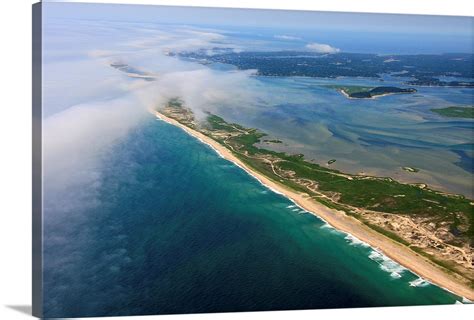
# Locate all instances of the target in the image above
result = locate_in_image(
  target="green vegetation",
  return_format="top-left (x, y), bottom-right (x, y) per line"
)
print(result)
top-left (325, 85), bottom-right (417, 99)
top-left (179, 50), bottom-right (474, 85)
top-left (203, 113), bottom-right (473, 239)
top-left (160, 100), bottom-right (474, 282)
top-left (168, 97), bottom-right (184, 108)
top-left (325, 85), bottom-right (373, 95)
top-left (431, 106), bottom-right (474, 119)
top-left (362, 221), bottom-right (411, 246)
top-left (263, 139), bottom-right (283, 143)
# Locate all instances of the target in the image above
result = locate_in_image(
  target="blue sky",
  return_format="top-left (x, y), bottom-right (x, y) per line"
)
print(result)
top-left (43, 2), bottom-right (473, 54)
top-left (44, 2), bottom-right (473, 35)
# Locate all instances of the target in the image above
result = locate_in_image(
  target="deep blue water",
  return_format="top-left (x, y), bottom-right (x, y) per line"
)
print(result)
top-left (43, 115), bottom-right (462, 318)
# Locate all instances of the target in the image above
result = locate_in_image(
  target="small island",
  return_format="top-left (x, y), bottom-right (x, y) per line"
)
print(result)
top-left (263, 139), bottom-right (283, 143)
top-left (110, 62), bottom-right (156, 81)
top-left (327, 85), bottom-right (417, 99)
top-left (431, 106), bottom-right (474, 119)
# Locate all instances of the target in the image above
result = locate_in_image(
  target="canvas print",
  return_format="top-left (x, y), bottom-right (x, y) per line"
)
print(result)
top-left (33, 1), bottom-right (474, 318)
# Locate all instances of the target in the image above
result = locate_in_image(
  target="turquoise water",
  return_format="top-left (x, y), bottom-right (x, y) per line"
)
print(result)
top-left (43, 115), bottom-right (462, 318)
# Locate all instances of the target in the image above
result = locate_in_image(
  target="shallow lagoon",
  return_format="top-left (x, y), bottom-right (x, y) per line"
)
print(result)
top-left (213, 73), bottom-right (474, 197)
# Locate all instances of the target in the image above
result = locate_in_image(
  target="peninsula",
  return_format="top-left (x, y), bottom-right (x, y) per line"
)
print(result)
top-left (155, 98), bottom-right (474, 300)
top-left (176, 51), bottom-right (474, 88)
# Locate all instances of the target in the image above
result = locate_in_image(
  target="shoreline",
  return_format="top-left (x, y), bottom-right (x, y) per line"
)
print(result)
top-left (154, 110), bottom-right (474, 301)
top-left (252, 74), bottom-right (473, 89)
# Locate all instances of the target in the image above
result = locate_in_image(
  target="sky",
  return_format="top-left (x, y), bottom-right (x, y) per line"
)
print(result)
top-left (41, 2), bottom-right (474, 55)
top-left (43, 2), bottom-right (473, 36)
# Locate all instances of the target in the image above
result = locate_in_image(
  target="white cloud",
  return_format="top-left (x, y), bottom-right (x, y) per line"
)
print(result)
top-left (41, 20), bottom-right (271, 310)
top-left (42, 19), bottom-right (262, 220)
top-left (274, 34), bottom-right (301, 41)
top-left (305, 42), bottom-right (340, 53)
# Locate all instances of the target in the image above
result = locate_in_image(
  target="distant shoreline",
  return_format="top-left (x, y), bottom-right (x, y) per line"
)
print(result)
top-left (154, 110), bottom-right (474, 301)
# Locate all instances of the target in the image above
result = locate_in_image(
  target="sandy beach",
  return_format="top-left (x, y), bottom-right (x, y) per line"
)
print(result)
top-left (155, 110), bottom-right (474, 301)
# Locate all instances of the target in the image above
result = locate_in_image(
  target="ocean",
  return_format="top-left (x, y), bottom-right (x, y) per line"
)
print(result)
top-left (42, 115), bottom-right (462, 318)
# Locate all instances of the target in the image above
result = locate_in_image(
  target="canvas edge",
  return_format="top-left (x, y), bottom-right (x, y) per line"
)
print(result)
top-left (32, 2), bottom-right (43, 318)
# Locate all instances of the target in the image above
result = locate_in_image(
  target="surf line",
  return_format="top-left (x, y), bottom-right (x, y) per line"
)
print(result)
top-left (154, 111), bottom-right (472, 302)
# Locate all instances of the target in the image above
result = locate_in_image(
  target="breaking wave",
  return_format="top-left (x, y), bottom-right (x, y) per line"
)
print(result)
top-left (368, 249), bottom-right (406, 279)
top-left (409, 277), bottom-right (430, 287)
top-left (344, 234), bottom-right (370, 248)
